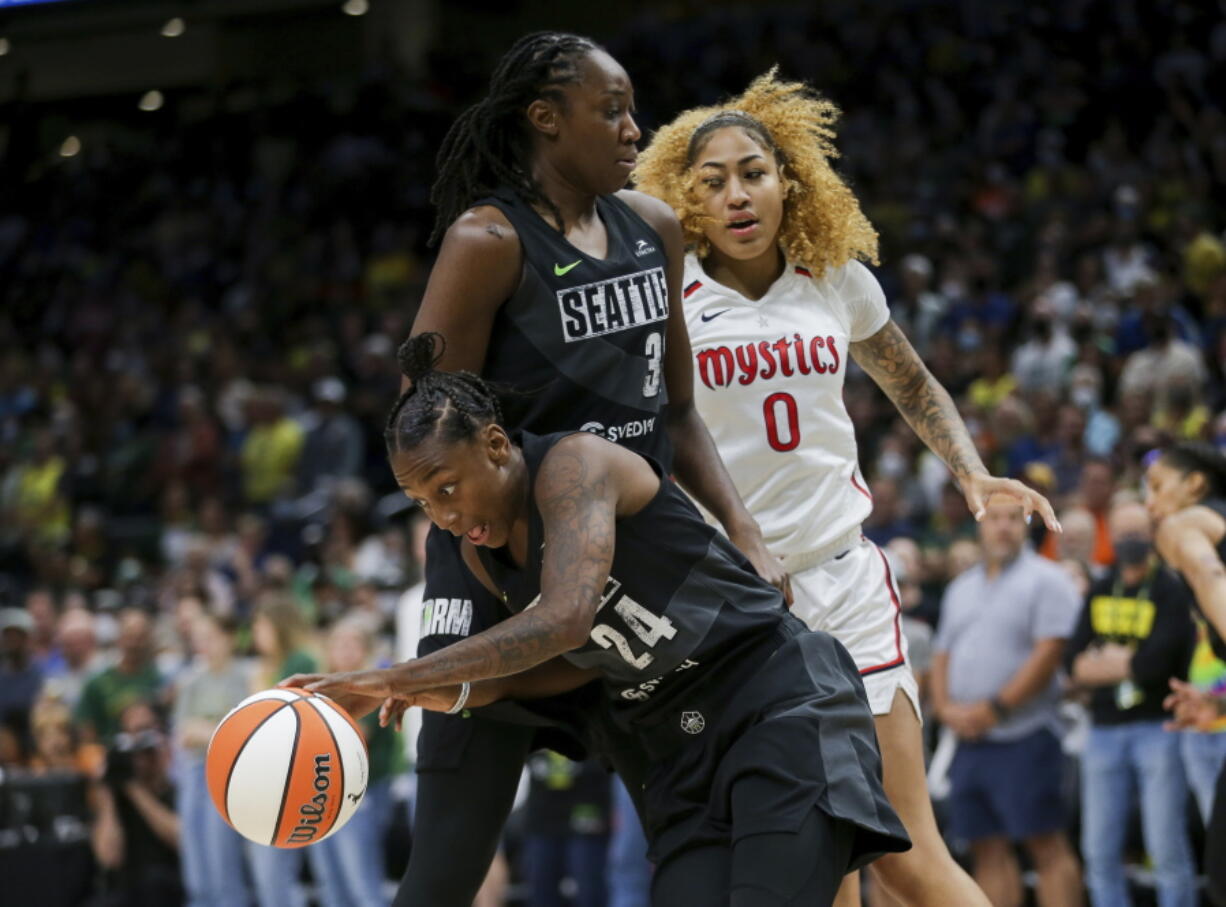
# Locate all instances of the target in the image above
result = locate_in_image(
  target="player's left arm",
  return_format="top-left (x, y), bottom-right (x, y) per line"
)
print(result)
top-left (850, 320), bottom-right (1059, 531)
top-left (621, 190), bottom-right (788, 599)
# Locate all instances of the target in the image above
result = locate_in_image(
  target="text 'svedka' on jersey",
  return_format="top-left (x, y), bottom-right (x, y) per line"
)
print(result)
top-left (477, 191), bottom-right (673, 464)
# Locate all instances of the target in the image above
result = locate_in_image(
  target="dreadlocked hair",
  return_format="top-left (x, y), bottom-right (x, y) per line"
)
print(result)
top-left (633, 67), bottom-right (879, 274)
top-left (385, 333), bottom-right (504, 454)
top-left (1160, 442), bottom-right (1226, 501)
top-left (429, 31), bottom-right (602, 246)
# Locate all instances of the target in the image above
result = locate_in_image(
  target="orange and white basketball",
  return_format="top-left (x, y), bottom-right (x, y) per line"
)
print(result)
top-left (206, 688), bottom-right (368, 848)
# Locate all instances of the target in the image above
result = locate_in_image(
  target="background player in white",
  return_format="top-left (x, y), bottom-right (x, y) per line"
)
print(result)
top-left (635, 70), bottom-right (1060, 906)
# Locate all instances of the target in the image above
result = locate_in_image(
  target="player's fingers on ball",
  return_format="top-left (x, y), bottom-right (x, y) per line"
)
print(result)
top-left (279, 673), bottom-right (317, 688)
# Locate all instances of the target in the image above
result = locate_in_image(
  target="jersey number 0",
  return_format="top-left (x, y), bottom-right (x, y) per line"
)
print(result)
top-left (763, 391), bottom-right (801, 452)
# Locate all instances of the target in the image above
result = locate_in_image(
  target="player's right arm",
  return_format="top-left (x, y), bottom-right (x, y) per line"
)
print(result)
top-left (283, 436), bottom-right (657, 699)
top-left (405, 207), bottom-right (523, 383)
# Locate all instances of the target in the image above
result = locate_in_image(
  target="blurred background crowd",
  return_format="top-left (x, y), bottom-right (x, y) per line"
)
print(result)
top-left (2, 0), bottom-right (1226, 903)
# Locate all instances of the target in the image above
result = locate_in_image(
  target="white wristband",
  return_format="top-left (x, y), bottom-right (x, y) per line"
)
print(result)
top-left (446, 682), bottom-right (471, 715)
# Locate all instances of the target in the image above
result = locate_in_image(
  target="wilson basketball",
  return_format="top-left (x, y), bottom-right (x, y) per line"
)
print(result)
top-left (206, 688), bottom-right (369, 848)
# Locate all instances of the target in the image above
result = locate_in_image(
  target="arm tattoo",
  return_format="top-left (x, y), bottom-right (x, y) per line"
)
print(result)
top-left (534, 444), bottom-right (615, 634)
top-left (850, 320), bottom-right (986, 480)
top-left (393, 443), bottom-right (613, 693)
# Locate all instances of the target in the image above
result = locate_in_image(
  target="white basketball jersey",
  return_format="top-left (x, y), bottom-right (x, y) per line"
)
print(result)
top-left (683, 253), bottom-right (889, 558)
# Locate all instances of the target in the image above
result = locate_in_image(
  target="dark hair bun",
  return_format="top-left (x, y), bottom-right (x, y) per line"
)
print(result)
top-left (397, 332), bottom-right (445, 382)
top-left (1163, 441), bottom-right (1226, 501)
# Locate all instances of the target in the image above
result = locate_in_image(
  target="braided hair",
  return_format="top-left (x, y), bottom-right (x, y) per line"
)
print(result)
top-left (429, 31), bottom-right (602, 246)
top-left (1159, 442), bottom-right (1226, 501)
top-left (385, 333), bottom-right (504, 454)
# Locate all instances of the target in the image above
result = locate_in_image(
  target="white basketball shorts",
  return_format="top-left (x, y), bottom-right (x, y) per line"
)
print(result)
top-left (786, 530), bottom-right (920, 719)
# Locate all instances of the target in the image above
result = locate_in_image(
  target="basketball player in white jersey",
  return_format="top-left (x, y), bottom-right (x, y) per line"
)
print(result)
top-left (635, 70), bottom-right (1060, 906)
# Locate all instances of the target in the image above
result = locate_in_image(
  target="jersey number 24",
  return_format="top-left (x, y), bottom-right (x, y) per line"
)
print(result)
top-left (590, 577), bottom-right (676, 669)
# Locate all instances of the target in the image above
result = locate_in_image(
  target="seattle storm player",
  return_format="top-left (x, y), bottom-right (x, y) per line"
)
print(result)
top-left (396, 33), bottom-right (782, 906)
top-left (285, 333), bottom-right (910, 906)
top-left (634, 70), bottom-right (1060, 905)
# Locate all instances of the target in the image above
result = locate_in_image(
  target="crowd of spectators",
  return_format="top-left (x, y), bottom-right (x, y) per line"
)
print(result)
top-left (2, 0), bottom-right (1226, 903)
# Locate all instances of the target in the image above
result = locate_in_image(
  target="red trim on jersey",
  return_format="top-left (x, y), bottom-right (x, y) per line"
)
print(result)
top-left (859, 544), bottom-right (906, 677)
top-left (794, 266), bottom-right (812, 277)
top-left (849, 471), bottom-right (873, 502)
top-left (683, 280), bottom-right (703, 298)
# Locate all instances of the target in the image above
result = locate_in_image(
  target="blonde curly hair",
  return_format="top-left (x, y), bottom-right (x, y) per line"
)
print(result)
top-left (633, 68), bottom-right (879, 273)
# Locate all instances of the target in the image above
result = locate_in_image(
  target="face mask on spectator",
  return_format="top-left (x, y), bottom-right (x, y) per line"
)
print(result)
top-left (877, 450), bottom-right (909, 479)
top-left (1071, 385), bottom-right (1099, 410)
top-left (1113, 535), bottom-right (1151, 567)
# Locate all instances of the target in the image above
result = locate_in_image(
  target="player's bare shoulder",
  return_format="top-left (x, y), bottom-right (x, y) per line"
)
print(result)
top-left (443, 204), bottom-right (522, 255)
top-left (422, 204), bottom-right (524, 327)
top-left (616, 189), bottom-right (682, 242)
top-left (537, 432), bottom-right (660, 517)
top-left (1160, 504), bottom-right (1226, 549)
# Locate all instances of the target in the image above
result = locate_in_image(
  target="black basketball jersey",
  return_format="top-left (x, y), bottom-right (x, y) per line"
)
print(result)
top-left (1193, 498), bottom-right (1226, 661)
top-left (477, 190), bottom-right (672, 465)
top-left (474, 432), bottom-right (790, 726)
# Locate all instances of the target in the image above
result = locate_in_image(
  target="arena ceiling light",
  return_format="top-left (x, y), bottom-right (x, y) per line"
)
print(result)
top-left (341, 0), bottom-right (368, 16)
top-left (161, 16), bottom-right (186, 38)
top-left (139, 90), bottom-right (163, 111)
top-left (59, 136), bottom-right (80, 158)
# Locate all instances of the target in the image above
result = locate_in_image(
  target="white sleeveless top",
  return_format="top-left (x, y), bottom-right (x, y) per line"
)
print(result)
top-left (682, 252), bottom-right (889, 558)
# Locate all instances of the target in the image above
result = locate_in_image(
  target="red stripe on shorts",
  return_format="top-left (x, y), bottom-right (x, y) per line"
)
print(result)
top-left (849, 470), bottom-right (873, 502)
top-left (859, 544), bottom-right (905, 677)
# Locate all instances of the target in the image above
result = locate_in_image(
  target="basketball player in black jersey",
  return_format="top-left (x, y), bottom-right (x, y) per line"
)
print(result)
top-left (394, 31), bottom-right (786, 906)
top-left (285, 333), bottom-right (910, 905)
top-left (1145, 443), bottom-right (1226, 905)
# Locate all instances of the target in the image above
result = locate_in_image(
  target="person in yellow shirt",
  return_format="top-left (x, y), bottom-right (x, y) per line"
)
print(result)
top-left (11, 427), bottom-right (71, 545)
top-left (967, 343), bottom-right (1017, 414)
top-left (239, 389), bottom-right (304, 505)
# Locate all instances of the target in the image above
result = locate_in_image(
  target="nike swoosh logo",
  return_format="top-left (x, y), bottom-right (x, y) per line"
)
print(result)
top-left (553, 260), bottom-right (582, 276)
top-left (701, 309), bottom-right (732, 322)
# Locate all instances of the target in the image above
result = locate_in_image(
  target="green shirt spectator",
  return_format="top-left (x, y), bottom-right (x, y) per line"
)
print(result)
top-left (239, 391), bottom-right (304, 505)
top-left (76, 662), bottom-right (163, 744)
top-left (278, 649), bottom-right (317, 682)
top-left (76, 609), bottom-right (162, 744)
top-left (361, 709), bottom-right (404, 785)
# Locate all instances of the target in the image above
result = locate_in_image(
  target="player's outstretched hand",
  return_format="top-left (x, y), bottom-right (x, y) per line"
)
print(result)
top-left (729, 525), bottom-right (793, 605)
top-left (379, 697), bottom-right (409, 730)
top-left (377, 686), bottom-right (467, 729)
top-left (961, 473), bottom-right (1062, 533)
top-left (1164, 678), bottom-right (1220, 731)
